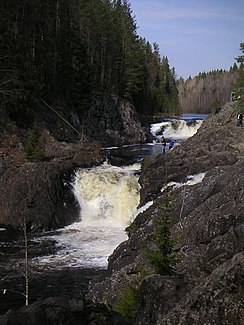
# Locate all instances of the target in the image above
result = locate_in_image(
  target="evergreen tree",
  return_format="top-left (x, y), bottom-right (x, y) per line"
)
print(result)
top-left (144, 190), bottom-right (178, 275)
top-left (236, 42), bottom-right (244, 102)
top-left (25, 123), bottom-right (44, 162)
top-left (0, 0), bottom-right (180, 127)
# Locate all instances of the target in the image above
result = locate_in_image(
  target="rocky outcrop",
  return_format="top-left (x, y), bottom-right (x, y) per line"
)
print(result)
top-left (139, 101), bottom-right (242, 204)
top-left (87, 101), bottom-right (244, 324)
top-left (0, 133), bottom-right (104, 233)
top-left (0, 162), bottom-right (78, 231)
top-left (84, 94), bottom-right (148, 146)
top-left (0, 297), bottom-right (126, 325)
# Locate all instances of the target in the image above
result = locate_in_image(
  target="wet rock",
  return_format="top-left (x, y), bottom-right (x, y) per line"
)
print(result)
top-left (0, 297), bottom-right (127, 325)
top-left (88, 102), bottom-right (244, 324)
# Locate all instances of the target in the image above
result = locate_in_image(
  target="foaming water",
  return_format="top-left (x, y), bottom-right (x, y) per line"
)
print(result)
top-left (161, 172), bottom-right (206, 192)
top-left (33, 116), bottom-right (207, 270)
top-left (150, 119), bottom-right (203, 141)
top-left (34, 163), bottom-right (141, 269)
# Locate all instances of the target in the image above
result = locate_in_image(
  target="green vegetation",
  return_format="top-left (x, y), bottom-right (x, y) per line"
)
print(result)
top-left (113, 264), bottom-right (150, 323)
top-left (114, 284), bottom-right (141, 324)
top-left (25, 123), bottom-right (44, 162)
top-left (144, 190), bottom-right (178, 275)
top-left (177, 65), bottom-right (241, 113)
top-left (236, 42), bottom-right (244, 111)
top-left (0, 0), bottom-right (179, 131)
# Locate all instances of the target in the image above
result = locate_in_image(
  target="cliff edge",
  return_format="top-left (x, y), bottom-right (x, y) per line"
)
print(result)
top-left (88, 101), bottom-right (244, 324)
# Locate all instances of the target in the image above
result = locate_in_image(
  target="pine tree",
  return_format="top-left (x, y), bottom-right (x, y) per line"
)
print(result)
top-left (236, 42), bottom-right (244, 103)
top-left (25, 123), bottom-right (44, 162)
top-left (144, 189), bottom-right (178, 275)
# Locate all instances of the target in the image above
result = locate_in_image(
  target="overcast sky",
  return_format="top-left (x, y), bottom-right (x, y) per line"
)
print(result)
top-left (129, 0), bottom-right (244, 79)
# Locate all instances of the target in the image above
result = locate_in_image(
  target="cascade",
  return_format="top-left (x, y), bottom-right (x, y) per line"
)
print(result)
top-left (33, 115), bottom-right (207, 270)
top-left (151, 118), bottom-right (204, 141)
top-left (34, 163), bottom-right (141, 269)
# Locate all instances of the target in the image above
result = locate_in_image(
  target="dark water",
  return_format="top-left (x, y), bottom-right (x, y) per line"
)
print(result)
top-left (105, 114), bottom-right (208, 166)
top-left (104, 143), bottom-right (163, 166)
top-left (180, 113), bottom-right (208, 120)
top-left (0, 233), bottom-right (104, 315)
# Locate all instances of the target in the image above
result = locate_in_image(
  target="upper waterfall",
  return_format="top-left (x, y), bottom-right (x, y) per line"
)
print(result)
top-left (150, 118), bottom-right (204, 141)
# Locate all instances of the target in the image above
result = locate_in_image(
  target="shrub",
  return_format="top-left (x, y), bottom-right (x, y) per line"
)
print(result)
top-left (144, 189), bottom-right (178, 275)
top-left (25, 123), bottom-right (44, 162)
top-left (114, 284), bottom-right (141, 324)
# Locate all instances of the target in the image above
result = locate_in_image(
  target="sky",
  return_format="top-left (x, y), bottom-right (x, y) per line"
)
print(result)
top-left (129, 0), bottom-right (244, 79)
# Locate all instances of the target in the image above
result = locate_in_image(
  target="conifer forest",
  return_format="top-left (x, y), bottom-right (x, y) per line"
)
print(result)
top-left (0, 0), bottom-right (179, 129)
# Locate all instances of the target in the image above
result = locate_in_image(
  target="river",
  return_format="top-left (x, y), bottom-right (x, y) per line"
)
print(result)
top-left (0, 114), bottom-right (207, 314)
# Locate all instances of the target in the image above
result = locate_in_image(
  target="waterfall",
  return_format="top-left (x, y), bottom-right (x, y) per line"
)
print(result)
top-left (73, 163), bottom-right (141, 227)
top-left (150, 119), bottom-right (204, 141)
top-left (33, 115), bottom-right (207, 270)
top-left (34, 163), bottom-right (141, 269)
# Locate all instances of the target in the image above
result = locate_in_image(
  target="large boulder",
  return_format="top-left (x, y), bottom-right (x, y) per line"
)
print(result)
top-left (0, 297), bottom-right (127, 325)
top-left (84, 94), bottom-right (148, 146)
top-left (0, 134), bottom-right (104, 233)
top-left (0, 162), bottom-right (78, 231)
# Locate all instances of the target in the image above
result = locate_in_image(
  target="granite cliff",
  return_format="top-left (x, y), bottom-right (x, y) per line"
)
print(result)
top-left (88, 101), bottom-right (244, 324)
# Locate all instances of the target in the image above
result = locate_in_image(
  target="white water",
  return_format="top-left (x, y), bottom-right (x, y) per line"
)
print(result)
top-left (34, 116), bottom-right (207, 270)
top-left (150, 119), bottom-right (203, 141)
top-left (34, 163), bottom-right (141, 269)
top-left (161, 172), bottom-right (206, 192)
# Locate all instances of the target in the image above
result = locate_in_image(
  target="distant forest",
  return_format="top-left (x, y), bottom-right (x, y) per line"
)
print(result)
top-left (177, 65), bottom-right (241, 114)
top-left (0, 0), bottom-right (179, 129)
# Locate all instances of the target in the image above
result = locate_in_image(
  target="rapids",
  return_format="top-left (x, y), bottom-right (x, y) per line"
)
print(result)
top-left (33, 163), bottom-right (141, 269)
top-left (32, 114), bottom-right (207, 270)
top-left (0, 114), bottom-right (207, 315)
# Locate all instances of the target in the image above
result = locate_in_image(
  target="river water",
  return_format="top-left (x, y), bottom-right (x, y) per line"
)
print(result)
top-left (31, 114), bottom-right (207, 270)
top-left (0, 114), bottom-right (207, 313)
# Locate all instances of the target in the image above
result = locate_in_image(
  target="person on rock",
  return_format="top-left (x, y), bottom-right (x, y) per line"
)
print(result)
top-left (237, 113), bottom-right (243, 127)
top-left (169, 139), bottom-right (175, 150)
top-left (231, 90), bottom-right (236, 101)
top-left (161, 137), bottom-right (167, 154)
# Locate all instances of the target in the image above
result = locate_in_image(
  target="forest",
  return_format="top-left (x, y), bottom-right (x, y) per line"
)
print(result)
top-left (177, 66), bottom-right (240, 114)
top-left (177, 43), bottom-right (244, 114)
top-left (0, 0), bottom-right (179, 131)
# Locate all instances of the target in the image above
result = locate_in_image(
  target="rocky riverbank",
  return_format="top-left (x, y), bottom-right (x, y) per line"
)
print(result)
top-left (0, 95), bottom-right (146, 324)
top-left (87, 101), bottom-right (244, 324)
top-left (0, 94), bottom-right (148, 232)
top-left (1, 101), bottom-right (243, 324)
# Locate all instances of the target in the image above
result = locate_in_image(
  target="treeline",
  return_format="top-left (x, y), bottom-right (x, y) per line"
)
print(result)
top-left (177, 65), bottom-right (240, 114)
top-left (0, 0), bottom-right (179, 130)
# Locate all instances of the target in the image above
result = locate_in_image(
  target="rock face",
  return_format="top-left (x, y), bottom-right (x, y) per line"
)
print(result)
top-left (0, 297), bottom-right (126, 325)
top-left (84, 94), bottom-right (148, 146)
top-left (87, 102), bottom-right (244, 324)
top-left (0, 162), bottom-right (78, 231)
top-left (0, 134), bottom-right (104, 233)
